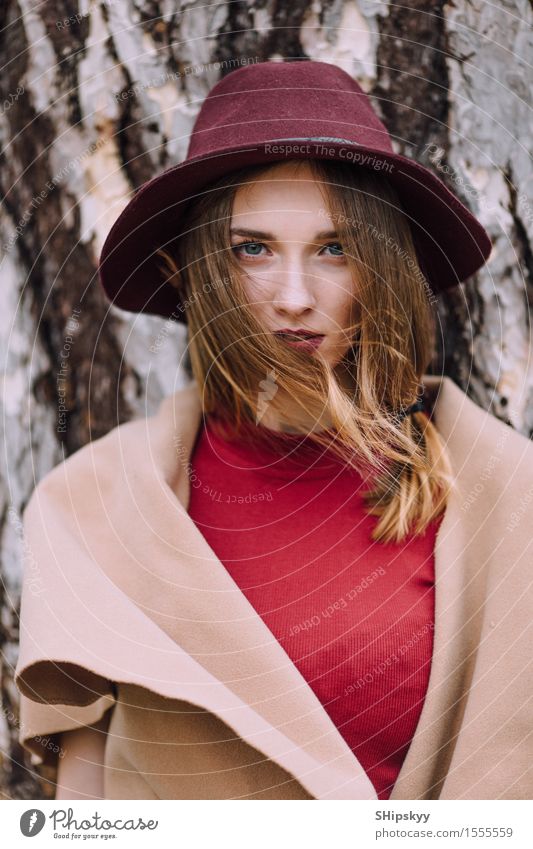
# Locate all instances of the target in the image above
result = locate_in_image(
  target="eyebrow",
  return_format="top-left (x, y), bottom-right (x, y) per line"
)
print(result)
top-left (230, 227), bottom-right (339, 241)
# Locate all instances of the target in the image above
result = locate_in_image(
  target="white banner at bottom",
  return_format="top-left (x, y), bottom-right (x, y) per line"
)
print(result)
top-left (5, 799), bottom-right (532, 848)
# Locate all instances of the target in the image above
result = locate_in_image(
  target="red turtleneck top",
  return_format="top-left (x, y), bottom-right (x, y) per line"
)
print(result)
top-left (187, 415), bottom-right (442, 799)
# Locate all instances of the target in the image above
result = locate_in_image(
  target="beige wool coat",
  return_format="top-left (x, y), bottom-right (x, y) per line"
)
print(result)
top-left (14, 374), bottom-right (533, 800)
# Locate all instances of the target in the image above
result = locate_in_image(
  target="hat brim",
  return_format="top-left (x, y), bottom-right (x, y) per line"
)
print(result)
top-left (98, 141), bottom-right (492, 320)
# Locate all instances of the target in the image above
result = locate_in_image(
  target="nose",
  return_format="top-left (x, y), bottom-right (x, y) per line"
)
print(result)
top-left (272, 264), bottom-right (317, 316)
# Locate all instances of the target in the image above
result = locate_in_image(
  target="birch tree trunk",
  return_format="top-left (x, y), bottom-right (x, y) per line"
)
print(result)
top-left (1, 0), bottom-right (532, 799)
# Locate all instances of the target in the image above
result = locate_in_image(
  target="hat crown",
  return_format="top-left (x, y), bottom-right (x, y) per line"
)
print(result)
top-left (187, 60), bottom-right (394, 159)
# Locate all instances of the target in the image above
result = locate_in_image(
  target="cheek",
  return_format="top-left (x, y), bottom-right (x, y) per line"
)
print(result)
top-left (237, 274), bottom-right (271, 321)
top-left (238, 272), bottom-right (273, 310)
top-left (239, 269), bottom-right (265, 294)
top-left (338, 272), bottom-right (359, 324)
top-left (326, 284), bottom-right (356, 326)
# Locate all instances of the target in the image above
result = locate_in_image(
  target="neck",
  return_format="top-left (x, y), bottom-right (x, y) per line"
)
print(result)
top-left (257, 397), bottom-right (333, 435)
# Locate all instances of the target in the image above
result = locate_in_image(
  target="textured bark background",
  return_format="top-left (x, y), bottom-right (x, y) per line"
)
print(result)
top-left (1, 0), bottom-right (532, 799)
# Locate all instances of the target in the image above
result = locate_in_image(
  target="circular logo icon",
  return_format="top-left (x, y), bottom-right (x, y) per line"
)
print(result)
top-left (20, 809), bottom-right (46, 836)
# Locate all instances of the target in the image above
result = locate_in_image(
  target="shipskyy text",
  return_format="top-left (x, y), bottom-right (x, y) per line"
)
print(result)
top-left (376, 811), bottom-right (430, 824)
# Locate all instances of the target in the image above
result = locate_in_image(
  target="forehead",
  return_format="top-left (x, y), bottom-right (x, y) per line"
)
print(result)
top-left (231, 161), bottom-right (331, 221)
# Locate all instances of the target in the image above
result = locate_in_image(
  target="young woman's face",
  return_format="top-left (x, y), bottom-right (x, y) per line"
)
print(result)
top-left (230, 161), bottom-right (358, 367)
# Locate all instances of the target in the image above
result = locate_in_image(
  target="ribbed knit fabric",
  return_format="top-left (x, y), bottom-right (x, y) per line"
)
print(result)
top-left (188, 414), bottom-right (442, 799)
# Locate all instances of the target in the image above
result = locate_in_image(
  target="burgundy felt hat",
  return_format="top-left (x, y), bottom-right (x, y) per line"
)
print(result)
top-left (98, 59), bottom-right (492, 321)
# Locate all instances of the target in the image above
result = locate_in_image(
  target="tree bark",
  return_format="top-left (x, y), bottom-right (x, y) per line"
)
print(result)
top-left (1, 0), bottom-right (532, 799)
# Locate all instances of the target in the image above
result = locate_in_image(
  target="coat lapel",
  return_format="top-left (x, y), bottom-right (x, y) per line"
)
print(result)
top-left (390, 375), bottom-right (528, 798)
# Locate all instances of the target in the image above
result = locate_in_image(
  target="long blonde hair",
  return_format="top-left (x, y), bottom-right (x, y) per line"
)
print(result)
top-left (157, 158), bottom-right (454, 543)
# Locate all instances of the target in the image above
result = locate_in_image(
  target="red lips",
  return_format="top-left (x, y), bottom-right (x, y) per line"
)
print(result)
top-left (274, 329), bottom-right (324, 339)
top-left (274, 331), bottom-right (325, 351)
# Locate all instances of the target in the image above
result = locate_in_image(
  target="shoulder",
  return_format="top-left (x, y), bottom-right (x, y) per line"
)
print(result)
top-left (435, 379), bottom-right (533, 529)
top-left (24, 416), bottom-right (145, 523)
top-left (430, 375), bottom-right (532, 465)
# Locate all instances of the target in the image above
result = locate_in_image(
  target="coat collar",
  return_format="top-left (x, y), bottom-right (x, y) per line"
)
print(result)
top-left (17, 373), bottom-right (527, 798)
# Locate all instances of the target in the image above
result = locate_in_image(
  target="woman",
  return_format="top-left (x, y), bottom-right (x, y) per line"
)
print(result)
top-left (15, 60), bottom-right (533, 801)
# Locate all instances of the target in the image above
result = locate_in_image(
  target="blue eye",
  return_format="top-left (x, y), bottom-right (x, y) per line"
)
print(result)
top-left (323, 242), bottom-right (344, 257)
top-left (232, 241), bottom-right (266, 258)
